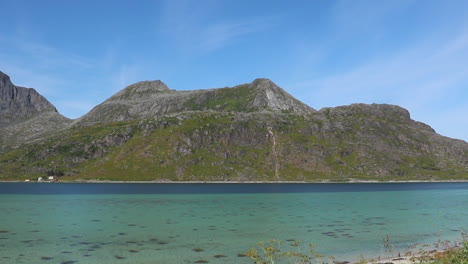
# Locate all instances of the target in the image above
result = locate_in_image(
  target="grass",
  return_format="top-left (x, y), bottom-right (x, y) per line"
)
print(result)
top-left (245, 240), bottom-right (330, 264)
top-left (246, 234), bottom-right (468, 264)
top-left (424, 241), bottom-right (468, 264)
top-left (184, 84), bottom-right (257, 112)
top-left (0, 108), bottom-right (467, 181)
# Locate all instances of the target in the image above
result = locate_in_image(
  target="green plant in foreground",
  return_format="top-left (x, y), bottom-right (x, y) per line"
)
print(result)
top-left (409, 232), bottom-right (468, 264)
top-left (245, 240), bottom-right (334, 264)
top-left (425, 240), bottom-right (468, 264)
top-left (246, 233), bottom-right (468, 264)
top-left (381, 234), bottom-right (395, 260)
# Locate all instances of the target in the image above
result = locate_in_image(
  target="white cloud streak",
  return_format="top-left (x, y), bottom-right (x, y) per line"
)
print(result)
top-left (198, 18), bottom-right (271, 52)
top-left (112, 64), bottom-right (141, 93)
top-left (0, 33), bottom-right (144, 118)
top-left (158, 0), bottom-right (274, 53)
top-left (287, 2), bottom-right (468, 141)
top-left (296, 28), bottom-right (468, 109)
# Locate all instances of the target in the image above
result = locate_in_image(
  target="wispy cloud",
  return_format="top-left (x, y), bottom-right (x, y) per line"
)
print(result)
top-left (158, 0), bottom-right (274, 53)
top-left (0, 33), bottom-right (143, 118)
top-left (0, 34), bottom-right (92, 71)
top-left (16, 41), bottom-right (92, 70)
top-left (295, 28), bottom-right (468, 110)
top-left (198, 18), bottom-right (272, 52)
top-left (111, 64), bottom-right (141, 92)
top-left (0, 33), bottom-right (93, 96)
top-left (285, 1), bottom-right (468, 141)
top-left (0, 60), bottom-right (67, 96)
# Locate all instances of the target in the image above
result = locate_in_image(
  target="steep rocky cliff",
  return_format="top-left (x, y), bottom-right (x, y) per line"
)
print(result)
top-left (0, 72), bottom-right (71, 151)
top-left (0, 71), bottom-right (58, 125)
top-left (0, 71), bottom-right (467, 181)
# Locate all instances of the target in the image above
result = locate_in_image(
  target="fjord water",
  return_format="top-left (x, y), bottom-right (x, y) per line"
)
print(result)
top-left (0, 183), bottom-right (467, 264)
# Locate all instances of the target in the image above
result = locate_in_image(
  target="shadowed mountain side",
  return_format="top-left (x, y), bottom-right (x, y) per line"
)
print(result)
top-left (0, 71), bottom-right (59, 126)
top-left (0, 72), bottom-right (71, 150)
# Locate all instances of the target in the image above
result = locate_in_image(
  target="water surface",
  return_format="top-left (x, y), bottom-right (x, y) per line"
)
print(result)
top-left (0, 183), bottom-right (467, 264)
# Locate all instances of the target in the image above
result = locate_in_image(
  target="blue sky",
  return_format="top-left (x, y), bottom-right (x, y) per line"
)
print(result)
top-left (1, 0), bottom-right (467, 141)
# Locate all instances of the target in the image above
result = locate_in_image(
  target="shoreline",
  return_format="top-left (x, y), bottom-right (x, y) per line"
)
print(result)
top-left (366, 245), bottom-right (465, 264)
top-left (1, 179), bottom-right (468, 183)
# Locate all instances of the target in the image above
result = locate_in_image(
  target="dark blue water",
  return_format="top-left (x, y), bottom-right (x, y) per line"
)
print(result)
top-left (1, 182), bottom-right (467, 194)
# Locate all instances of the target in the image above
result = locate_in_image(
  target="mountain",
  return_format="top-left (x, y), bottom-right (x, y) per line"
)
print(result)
top-left (0, 72), bottom-right (71, 151)
top-left (74, 78), bottom-right (313, 126)
top-left (0, 71), bottom-right (467, 181)
top-left (0, 71), bottom-right (58, 125)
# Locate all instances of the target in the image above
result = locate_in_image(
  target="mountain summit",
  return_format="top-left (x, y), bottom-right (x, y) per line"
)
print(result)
top-left (108, 80), bottom-right (171, 101)
top-left (76, 78), bottom-right (314, 126)
top-left (0, 71), bottom-right (58, 126)
top-left (0, 72), bottom-right (70, 150)
top-left (240, 78), bottom-right (313, 113)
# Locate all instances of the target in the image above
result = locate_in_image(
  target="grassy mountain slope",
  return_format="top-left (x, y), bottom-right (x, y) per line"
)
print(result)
top-left (1, 104), bottom-right (466, 181)
top-left (1, 71), bottom-right (466, 181)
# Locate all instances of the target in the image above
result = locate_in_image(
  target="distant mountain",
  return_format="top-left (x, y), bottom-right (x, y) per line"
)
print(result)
top-left (0, 71), bottom-right (467, 181)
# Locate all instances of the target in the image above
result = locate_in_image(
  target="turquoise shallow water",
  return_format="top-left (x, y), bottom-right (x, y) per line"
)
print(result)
top-left (0, 183), bottom-right (467, 264)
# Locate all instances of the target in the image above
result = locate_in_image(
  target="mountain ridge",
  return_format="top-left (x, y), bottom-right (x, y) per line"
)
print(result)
top-left (0, 71), bottom-right (467, 181)
top-left (0, 71), bottom-right (60, 126)
top-left (74, 77), bottom-right (314, 126)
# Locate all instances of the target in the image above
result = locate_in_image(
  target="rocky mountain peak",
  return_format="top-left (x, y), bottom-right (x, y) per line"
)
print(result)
top-left (251, 78), bottom-right (276, 87)
top-left (248, 78), bottom-right (314, 112)
top-left (76, 78), bottom-right (314, 126)
top-left (0, 71), bottom-right (15, 100)
top-left (108, 80), bottom-right (171, 101)
top-left (0, 71), bottom-right (58, 126)
top-left (0, 71), bottom-right (11, 85)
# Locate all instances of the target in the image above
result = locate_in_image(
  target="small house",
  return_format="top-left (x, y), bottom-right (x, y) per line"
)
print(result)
top-left (38, 177), bottom-right (43, 182)
top-left (48, 176), bottom-right (55, 180)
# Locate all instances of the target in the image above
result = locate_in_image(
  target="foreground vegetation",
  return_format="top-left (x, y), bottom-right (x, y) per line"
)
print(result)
top-left (424, 243), bottom-right (468, 264)
top-left (246, 234), bottom-right (468, 264)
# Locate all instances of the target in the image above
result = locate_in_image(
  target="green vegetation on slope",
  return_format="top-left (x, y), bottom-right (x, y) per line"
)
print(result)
top-left (0, 107), bottom-right (466, 181)
top-left (184, 85), bottom-right (257, 112)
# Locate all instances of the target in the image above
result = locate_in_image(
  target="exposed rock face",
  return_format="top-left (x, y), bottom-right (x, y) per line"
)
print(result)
top-left (249, 78), bottom-right (311, 112)
top-left (313, 104), bottom-right (468, 176)
top-left (0, 71), bottom-right (58, 126)
top-left (75, 78), bottom-right (314, 126)
top-left (108, 80), bottom-right (171, 101)
top-left (1, 111), bottom-right (71, 151)
top-left (0, 72), bottom-right (71, 150)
